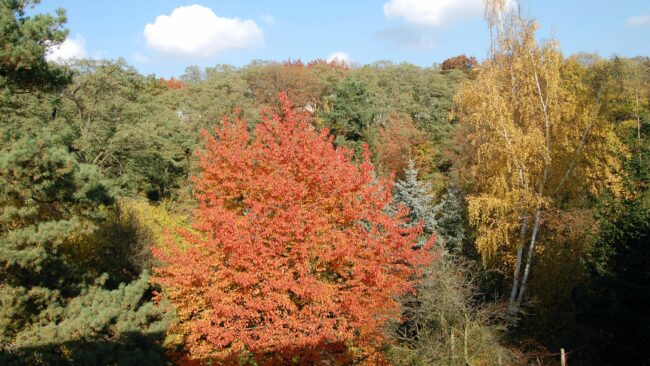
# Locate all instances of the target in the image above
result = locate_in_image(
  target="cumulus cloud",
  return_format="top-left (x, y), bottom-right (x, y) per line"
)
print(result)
top-left (46, 35), bottom-right (86, 62)
top-left (627, 15), bottom-right (650, 26)
top-left (144, 4), bottom-right (263, 58)
top-left (327, 51), bottom-right (350, 65)
top-left (384, 0), bottom-right (512, 27)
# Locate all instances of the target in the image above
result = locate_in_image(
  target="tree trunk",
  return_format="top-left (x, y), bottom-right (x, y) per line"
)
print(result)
top-left (508, 212), bottom-right (528, 311)
top-left (450, 330), bottom-right (455, 364)
top-left (463, 321), bottom-right (470, 365)
top-left (516, 207), bottom-right (542, 307)
top-left (636, 84), bottom-right (642, 156)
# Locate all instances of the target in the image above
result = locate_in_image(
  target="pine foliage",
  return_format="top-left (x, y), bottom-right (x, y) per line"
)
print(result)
top-left (0, 4), bottom-right (171, 364)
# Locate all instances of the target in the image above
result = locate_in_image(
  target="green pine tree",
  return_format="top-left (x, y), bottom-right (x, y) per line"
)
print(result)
top-left (0, 0), bottom-right (70, 96)
top-left (1, 3), bottom-right (171, 364)
top-left (433, 182), bottom-right (467, 253)
top-left (322, 79), bottom-right (377, 159)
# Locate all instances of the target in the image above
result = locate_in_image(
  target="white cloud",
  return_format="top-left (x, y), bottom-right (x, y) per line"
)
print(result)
top-left (261, 13), bottom-right (276, 26)
top-left (46, 35), bottom-right (86, 62)
top-left (144, 4), bottom-right (263, 58)
top-left (327, 51), bottom-right (350, 65)
top-left (627, 15), bottom-right (650, 26)
top-left (384, 0), bottom-right (513, 27)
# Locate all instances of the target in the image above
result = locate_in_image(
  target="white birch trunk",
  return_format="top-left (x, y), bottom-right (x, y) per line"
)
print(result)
top-left (516, 207), bottom-right (542, 307)
top-left (508, 212), bottom-right (528, 311)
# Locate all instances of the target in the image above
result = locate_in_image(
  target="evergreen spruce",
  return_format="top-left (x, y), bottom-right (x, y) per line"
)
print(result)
top-left (433, 183), bottom-right (467, 253)
top-left (393, 160), bottom-right (467, 252)
top-left (393, 159), bottom-right (437, 236)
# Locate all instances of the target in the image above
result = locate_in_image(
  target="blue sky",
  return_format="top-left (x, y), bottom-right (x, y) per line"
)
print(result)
top-left (37, 0), bottom-right (650, 78)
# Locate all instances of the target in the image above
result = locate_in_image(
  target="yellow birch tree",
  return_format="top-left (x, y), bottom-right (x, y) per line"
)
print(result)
top-left (454, 0), bottom-right (624, 313)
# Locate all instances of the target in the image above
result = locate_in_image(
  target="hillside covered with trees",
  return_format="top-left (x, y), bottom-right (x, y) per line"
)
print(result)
top-left (1, 1), bottom-right (648, 365)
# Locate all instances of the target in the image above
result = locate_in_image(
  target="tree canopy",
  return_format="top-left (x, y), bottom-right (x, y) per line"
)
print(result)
top-left (153, 93), bottom-right (434, 364)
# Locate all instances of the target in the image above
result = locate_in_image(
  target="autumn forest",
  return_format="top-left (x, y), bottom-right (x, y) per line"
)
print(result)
top-left (1, 0), bottom-right (649, 365)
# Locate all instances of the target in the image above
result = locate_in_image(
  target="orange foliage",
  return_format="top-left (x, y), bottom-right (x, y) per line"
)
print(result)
top-left (441, 54), bottom-right (478, 74)
top-left (160, 76), bottom-right (185, 90)
top-left (153, 93), bottom-right (434, 365)
top-left (245, 59), bottom-right (348, 114)
top-left (376, 111), bottom-right (430, 178)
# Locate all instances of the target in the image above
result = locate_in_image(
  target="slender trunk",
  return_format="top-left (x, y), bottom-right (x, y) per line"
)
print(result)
top-left (514, 45), bottom-right (550, 309)
top-left (463, 320), bottom-right (470, 365)
top-left (516, 207), bottom-right (542, 307)
top-left (92, 150), bottom-right (104, 165)
top-left (507, 244), bottom-right (524, 307)
top-left (636, 84), bottom-right (642, 157)
top-left (450, 330), bottom-right (455, 364)
top-left (508, 212), bottom-right (528, 310)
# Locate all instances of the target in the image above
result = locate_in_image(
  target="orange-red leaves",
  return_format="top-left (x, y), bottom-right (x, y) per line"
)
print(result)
top-left (160, 76), bottom-right (185, 90)
top-left (153, 93), bottom-right (433, 364)
top-left (376, 111), bottom-right (430, 179)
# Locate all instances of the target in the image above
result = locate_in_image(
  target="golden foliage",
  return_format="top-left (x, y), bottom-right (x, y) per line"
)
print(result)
top-left (118, 198), bottom-right (192, 251)
top-left (454, 18), bottom-right (623, 266)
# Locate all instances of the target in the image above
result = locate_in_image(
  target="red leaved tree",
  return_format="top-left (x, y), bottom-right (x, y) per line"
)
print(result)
top-left (153, 93), bottom-right (434, 365)
top-left (375, 111), bottom-right (431, 179)
top-left (160, 76), bottom-right (185, 90)
top-left (441, 54), bottom-right (478, 74)
top-left (244, 59), bottom-right (348, 115)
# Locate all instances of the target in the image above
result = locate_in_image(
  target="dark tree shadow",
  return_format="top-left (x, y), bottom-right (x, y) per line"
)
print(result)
top-left (0, 331), bottom-right (169, 366)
